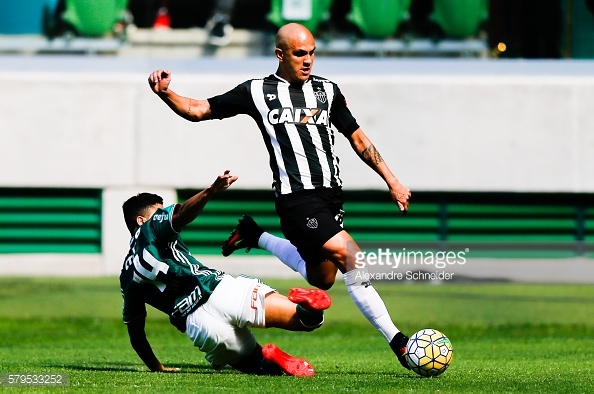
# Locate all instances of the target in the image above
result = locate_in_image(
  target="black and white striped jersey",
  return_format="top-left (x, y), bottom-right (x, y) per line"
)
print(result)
top-left (208, 74), bottom-right (360, 195)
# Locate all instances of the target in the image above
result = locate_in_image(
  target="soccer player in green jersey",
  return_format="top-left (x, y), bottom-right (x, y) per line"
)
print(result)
top-left (120, 170), bottom-right (331, 376)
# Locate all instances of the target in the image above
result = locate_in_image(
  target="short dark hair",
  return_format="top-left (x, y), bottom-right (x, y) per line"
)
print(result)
top-left (122, 193), bottom-right (163, 234)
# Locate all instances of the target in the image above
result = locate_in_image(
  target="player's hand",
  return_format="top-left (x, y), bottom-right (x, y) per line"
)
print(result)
top-left (158, 366), bottom-right (181, 373)
top-left (212, 170), bottom-right (238, 192)
top-left (148, 69), bottom-right (172, 94)
top-left (390, 181), bottom-right (411, 213)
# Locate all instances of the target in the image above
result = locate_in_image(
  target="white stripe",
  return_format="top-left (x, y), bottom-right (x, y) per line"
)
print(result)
top-left (170, 240), bottom-right (190, 265)
top-left (303, 83), bottom-right (332, 188)
top-left (277, 84), bottom-right (314, 190)
top-left (137, 248), bottom-right (170, 281)
top-left (133, 271), bottom-right (166, 292)
top-left (251, 80), bottom-right (292, 194)
top-left (322, 81), bottom-right (341, 187)
top-left (133, 272), bottom-right (143, 283)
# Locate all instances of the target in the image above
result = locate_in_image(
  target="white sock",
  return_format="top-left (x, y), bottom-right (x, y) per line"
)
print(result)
top-left (258, 232), bottom-right (308, 280)
top-left (343, 268), bottom-right (399, 342)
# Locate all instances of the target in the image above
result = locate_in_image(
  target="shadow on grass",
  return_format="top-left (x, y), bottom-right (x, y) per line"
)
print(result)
top-left (321, 369), bottom-right (418, 379)
top-left (48, 361), bottom-right (215, 373)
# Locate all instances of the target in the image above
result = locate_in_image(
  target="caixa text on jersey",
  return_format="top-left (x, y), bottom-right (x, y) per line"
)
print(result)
top-left (267, 107), bottom-right (329, 126)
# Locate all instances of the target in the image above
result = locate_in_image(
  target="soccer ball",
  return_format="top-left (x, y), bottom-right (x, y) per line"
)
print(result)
top-left (405, 328), bottom-right (453, 377)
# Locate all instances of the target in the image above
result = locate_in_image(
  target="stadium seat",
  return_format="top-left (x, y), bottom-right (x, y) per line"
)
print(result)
top-left (62, 0), bottom-right (129, 37)
top-left (0, 0), bottom-right (50, 34)
top-left (267, 0), bottom-right (332, 34)
top-left (431, 0), bottom-right (488, 39)
top-left (348, 0), bottom-right (411, 39)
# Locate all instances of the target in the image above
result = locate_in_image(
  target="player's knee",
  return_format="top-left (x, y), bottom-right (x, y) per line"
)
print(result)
top-left (296, 305), bottom-right (324, 331)
top-left (308, 276), bottom-right (335, 291)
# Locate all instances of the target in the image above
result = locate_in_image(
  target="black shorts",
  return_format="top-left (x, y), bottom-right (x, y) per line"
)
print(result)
top-left (274, 187), bottom-right (345, 266)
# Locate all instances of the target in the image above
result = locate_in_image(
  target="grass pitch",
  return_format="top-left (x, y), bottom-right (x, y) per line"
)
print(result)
top-left (0, 276), bottom-right (593, 393)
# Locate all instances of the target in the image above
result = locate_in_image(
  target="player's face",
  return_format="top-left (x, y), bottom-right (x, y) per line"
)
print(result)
top-left (277, 35), bottom-right (315, 83)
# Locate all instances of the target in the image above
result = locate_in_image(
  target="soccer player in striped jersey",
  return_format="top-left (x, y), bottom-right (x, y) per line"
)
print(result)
top-left (120, 170), bottom-right (331, 376)
top-left (147, 23), bottom-right (412, 369)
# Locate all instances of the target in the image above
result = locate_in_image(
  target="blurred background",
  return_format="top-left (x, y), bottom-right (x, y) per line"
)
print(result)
top-left (0, 0), bottom-right (593, 281)
top-left (2, 0), bottom-right (594, 57)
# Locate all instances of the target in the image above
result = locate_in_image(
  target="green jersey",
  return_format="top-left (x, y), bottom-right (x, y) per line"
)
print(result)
top-left (120, 204), bottom-right (224, 331)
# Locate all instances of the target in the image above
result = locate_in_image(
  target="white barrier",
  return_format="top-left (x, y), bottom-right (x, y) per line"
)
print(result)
top-left (1, 58), bottom-right (593, 277)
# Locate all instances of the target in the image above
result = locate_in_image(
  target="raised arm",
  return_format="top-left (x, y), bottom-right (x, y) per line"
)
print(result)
top-left (126, 317), bottom-right (179, 372)
top-left (171, 170), bottom-right (238, 232)
top-left (347, 128), bottom-right (411, 213)
top-left (148, 69), bottom-right (212, 122)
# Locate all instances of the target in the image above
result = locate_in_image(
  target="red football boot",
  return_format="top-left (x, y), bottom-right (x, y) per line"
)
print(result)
top-left (288, 288), bottom-right (332, 311)
top-left (262, 344), bottom-right (315, 377)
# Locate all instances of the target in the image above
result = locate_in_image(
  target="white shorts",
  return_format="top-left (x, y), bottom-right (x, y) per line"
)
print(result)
top-left (185, 274), bottom-right (276, 368)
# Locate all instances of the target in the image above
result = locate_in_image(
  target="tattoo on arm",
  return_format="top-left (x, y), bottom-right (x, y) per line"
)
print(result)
top-left (361, 144), bottom-right (384, 166)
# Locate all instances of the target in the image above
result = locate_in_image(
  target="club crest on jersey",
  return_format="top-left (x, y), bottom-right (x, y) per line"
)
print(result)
top-left (306, 217), bottom-right (318, 229)
top-left (314, 89), bottom-right (327, 104)
top-left (268, 107), bottom-right (329, 126)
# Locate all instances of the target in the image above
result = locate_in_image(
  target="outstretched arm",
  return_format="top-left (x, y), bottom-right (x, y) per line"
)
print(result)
top-left (126, 317), bottom-right (179, 372)
top-left (171, 170), bottom-right (238, 232)
top-left (148, 69), bottom-right (212, 122)
top-left (347, 128), bottom-right (411, 213)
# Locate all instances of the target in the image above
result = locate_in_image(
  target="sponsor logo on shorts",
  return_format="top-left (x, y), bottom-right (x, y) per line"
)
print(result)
top-left (335, 209), bottom-right (344, 227)
top-left (250, 284), bottom-right (261, 310)
top-left (306, 217), bottom-right (318, 229)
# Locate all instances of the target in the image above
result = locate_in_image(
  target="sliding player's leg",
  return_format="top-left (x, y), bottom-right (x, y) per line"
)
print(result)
top-left (232, 342), bottom-right (314, 377)
top-left (263, 289), bottom-right (330, 331)
top-left (185, 274), bottom-right (322, 376)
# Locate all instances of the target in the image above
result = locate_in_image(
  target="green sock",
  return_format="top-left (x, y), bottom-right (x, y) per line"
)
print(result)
top-left (296, 305), bottom-right (324, 329)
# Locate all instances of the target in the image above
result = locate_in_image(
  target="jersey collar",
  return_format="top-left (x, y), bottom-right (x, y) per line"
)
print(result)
top-left (272, 73), bottom-right (311, 85)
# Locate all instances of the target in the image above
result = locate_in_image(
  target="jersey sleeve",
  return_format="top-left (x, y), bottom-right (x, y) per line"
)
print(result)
top-left (207, 81), bottom-right (253, 119)
top-left (330, 84), bottom-right (360, 137)
top-left (121, 285), bottom-right (147, 323)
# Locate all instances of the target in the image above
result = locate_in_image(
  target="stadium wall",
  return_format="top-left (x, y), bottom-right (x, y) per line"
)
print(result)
top-left (1, 58), bottom-right (593, 277)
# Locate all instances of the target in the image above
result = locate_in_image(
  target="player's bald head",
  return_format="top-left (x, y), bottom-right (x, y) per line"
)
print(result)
top-left (274, 23), bottom-right (316, 83)
top-left (275, 23), bottom-right (315, 50)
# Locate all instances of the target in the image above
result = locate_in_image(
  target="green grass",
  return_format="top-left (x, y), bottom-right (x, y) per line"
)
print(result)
top-left (0, 277), bottom-right (593, 393)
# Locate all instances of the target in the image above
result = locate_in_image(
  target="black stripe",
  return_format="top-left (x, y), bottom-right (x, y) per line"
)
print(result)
top-left (289, 83), bottom-right (324, 188)
top-left (138, 255), bottom-right (154, 273)
top-left (311, 79), bottom-right (338, 188)
top-left (330, 127), bottom-right (340, 188)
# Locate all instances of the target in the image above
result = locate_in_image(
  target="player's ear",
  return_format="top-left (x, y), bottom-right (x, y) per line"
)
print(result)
top-left (136, 215), bottom-right (147, 227)
top-left (275, 47), bottom-right (283, 62)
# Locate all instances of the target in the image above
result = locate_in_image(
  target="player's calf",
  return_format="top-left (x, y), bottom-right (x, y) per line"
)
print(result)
top-left (289, 288), bottom-right (331, 331)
